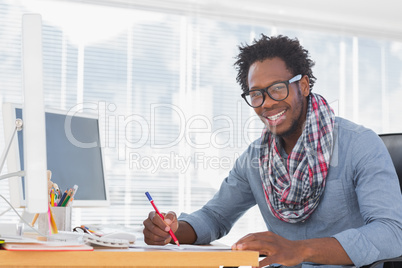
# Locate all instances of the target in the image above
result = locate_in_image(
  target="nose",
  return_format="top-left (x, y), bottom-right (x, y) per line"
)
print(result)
top-left (260, 91), bottom-right (279, 109)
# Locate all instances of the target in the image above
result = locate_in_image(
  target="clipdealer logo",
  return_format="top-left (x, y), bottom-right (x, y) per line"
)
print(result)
top-left (64, 102), bottom-right (262, 150)
top-left (63, 101), bottom-right (263, 172)
top-left (63, 101), bottom-right (339, 172)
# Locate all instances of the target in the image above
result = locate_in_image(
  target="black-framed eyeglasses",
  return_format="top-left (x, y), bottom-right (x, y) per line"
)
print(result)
top-left (241, 74), bottom-right (302, 108)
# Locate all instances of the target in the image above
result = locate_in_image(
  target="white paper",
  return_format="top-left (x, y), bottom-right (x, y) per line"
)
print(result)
top-left (130, 243), bottom-right (231, 251)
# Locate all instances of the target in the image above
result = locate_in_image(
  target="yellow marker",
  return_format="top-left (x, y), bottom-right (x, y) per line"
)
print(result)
top-left (49, 207), bottom-right (58, 234)
top-left (50, 189), bottom-right (55, 207)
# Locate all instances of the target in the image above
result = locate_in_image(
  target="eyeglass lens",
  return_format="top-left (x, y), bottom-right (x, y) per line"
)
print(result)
top-left (245, 82), bottom-right (288, 107)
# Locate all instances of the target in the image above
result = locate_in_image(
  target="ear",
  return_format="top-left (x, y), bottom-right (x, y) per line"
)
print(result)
top-left (300, 75), bottom-right (310, 97)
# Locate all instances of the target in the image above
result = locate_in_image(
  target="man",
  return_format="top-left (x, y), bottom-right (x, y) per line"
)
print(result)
top-left (143, 35), bottom-right (402, 267)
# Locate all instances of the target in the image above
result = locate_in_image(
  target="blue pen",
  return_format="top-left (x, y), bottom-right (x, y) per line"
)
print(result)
top-left (57, 190), bottom-right (68, 207)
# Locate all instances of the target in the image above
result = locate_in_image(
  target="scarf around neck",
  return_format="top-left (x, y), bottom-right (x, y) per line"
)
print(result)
top-left (259, 93), bottom-right (335, 223)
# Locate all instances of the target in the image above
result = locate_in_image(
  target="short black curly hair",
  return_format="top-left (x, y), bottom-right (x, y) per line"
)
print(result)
top-left (234, 34), bottom-right (316, 93)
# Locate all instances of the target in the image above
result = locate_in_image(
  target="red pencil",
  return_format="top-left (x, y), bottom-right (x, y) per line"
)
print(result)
top-left (145, 192), bottom-right (180, 246)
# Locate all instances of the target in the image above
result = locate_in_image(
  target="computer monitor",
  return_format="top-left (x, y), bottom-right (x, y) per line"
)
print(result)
top-left (20, 14), bottom-right (48, 214)
top-left (3, 103), bottom-right (110, 208)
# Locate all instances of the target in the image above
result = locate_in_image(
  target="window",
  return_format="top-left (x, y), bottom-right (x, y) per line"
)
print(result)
top-left (0, 0), bottom-right (401, 245)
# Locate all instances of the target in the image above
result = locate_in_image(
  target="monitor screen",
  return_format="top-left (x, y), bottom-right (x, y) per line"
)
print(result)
top-left (4, 103), bottom-right (109, 207)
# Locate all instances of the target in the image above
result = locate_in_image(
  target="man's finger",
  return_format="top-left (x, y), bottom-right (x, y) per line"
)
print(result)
top-left (144, 213), bottom-right (170, 236)
top-left (150, 211), bottom-right (171, 231)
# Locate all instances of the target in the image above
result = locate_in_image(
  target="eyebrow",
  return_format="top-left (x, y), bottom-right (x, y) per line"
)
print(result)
top-left (249, 79), bottom-right (283, 91)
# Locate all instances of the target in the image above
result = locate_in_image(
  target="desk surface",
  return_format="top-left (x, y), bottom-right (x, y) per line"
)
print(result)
top-left (0, 248), bottom-right (259, 268)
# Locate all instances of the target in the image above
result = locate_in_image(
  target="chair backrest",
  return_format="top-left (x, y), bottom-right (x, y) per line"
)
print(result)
top-left (379, 133), bottom-right (402, 193)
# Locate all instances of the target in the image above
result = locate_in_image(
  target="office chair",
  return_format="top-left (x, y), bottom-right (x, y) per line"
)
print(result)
top-left (379, 133), bottom-right (402, 192)
top-left (362, 134), bottom-right (402, 268)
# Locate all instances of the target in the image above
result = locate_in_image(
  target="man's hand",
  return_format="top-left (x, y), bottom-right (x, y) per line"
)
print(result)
top-left (231, 231), bottom-right (305, 267)
top-left (231, 231), bottom-right (353, 268)
top-left (143, 211), bottom-right (178, 245)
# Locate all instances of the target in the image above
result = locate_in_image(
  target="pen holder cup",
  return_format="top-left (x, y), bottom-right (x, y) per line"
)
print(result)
top-left (38, 206), bottom-right (72, 233)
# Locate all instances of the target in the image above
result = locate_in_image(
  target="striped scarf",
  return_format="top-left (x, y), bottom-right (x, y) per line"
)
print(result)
top-left (259, 93), bottom-right (335, 223)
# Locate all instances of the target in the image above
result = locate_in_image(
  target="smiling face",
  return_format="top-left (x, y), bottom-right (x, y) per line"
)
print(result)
top-left (248, 57), bottom-right (310, 140)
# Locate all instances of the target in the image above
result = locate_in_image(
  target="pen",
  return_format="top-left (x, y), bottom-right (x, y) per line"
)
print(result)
top-left (48, 205), bottom-right (58, 234)
top-left (67, 185), bottom-right (79, 206)
top-left (47, 206), bottom-right (52, 235)
top-left (50, 189), bottom-right (55, 207)
top-left (61, 189), bottom-right (73, 207)
top-left (145, 192), bottom-right (180, 246)
top-left (72, 185), bottom-right (79, 199)
top-left (31, 213), bottom-right (39, 226)
top-left (57, 190), bottom-right (68, 207)
top-left (81, 225), bottom-right (96, 234)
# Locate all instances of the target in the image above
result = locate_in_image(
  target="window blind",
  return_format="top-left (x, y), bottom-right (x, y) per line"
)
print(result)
top-left (0, 0), bottom-right (401, 245)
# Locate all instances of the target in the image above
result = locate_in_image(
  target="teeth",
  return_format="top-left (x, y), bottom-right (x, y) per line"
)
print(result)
top-left (267, 110), bottom-right (285, 120)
